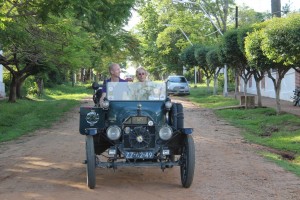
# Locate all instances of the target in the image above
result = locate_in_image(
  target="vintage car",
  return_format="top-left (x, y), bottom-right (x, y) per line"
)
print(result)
top-left (79, 82), bottom-right (195, 189)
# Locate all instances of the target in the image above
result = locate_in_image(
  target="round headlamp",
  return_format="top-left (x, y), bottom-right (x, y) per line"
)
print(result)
top-left (124, 126), bottom-right (131, 134)
top-left (102, 100), bottom-right (110, 109)
top-left (159, 126), bottom-right (173, 140)
top-left (148, 120), bottom-right (154, 126)
top-left (165, 101), bottom-right (172, 109)
top-left (106, 125), bottom-right (121, 140)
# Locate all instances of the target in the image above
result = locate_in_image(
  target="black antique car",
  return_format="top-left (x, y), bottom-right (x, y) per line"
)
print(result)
top-left (79, 82), bottom-right (195, 189)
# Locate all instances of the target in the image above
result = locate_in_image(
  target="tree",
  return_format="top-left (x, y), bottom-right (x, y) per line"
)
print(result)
top-left (260, 14), bottom-right (300, 114)
top-left (235, 5), bottom-right (268, 27)
top-left (219, 28), bottom-right (253, 107)
top-left (136, 2), bottom-right (165, 79)
top-left (245, 29), bottom-right (271, 108)
top-left (0, 0), bottom-right (136, 102)
top-left (206, 47), bottom-right (222, 95)
top-left (194, 45), bottom-right (214, 92)
top-left (200, 0), bottom-right (235, 34)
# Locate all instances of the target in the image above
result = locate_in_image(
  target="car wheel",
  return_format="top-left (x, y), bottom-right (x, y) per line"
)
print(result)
top-left (170, 103), bottom-right (178, 130)
top-left (86, 135), bottom-right (96, 189)
top-left (176, 103), bottom-right (184, 129)
top-left (180, 135), bottom-right (195, 188)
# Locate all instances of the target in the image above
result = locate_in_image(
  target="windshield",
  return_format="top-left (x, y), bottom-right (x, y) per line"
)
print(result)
top-left (106, 82), bottom-right (167, 101)
top-left (168, 76), bottom-right (187, 83)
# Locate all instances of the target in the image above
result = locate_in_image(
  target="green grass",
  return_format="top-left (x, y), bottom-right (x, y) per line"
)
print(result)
top-left (188, 85), bottom-right (300, 176)
top-left (0, 83), bottom-right (91, 142)
top-left (188, 84), bottom-right (239, 108)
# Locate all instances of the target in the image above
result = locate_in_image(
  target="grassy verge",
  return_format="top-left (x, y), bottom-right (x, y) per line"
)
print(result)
top-left (188, 84), bottom-right (300, 176)
top-left (0, 83), bottom-right (91, 142)
top-left (188, 85), bottom-right (239, 108)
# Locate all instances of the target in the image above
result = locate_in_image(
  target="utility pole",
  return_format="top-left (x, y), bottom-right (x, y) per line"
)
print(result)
top-left (234, 6), bottom-right (239, 99)
top-left (271, 0), bottom-right (282, 17)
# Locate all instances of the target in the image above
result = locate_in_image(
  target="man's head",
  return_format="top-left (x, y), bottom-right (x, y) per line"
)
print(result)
top-left (109, 63), bottom-right (121, 78)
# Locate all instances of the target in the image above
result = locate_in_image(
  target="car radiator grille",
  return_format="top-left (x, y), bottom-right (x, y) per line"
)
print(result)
top-left (123, 126), bottom-right (156, 149)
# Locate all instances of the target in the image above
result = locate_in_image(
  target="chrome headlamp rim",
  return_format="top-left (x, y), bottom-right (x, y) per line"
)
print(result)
top-left (102, 100), bottom-right (110, 109)
top-left (106, 125), bottom-right (121, 140)
top-left (159, 125), bottom-right (173, 141)
top-left (148, 120), bottom-right (154, 126)
top-left (165, 101), bottom-right (172, 109)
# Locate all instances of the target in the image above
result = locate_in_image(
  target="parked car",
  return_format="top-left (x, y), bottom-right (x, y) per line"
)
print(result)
top-left (79, 82), bottom-right (195, 189)
top-left (166, 75), bottom-right (190, 95)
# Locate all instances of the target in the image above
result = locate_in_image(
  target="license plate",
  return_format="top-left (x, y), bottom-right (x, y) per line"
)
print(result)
top-left (124, 151), bottom-right (154, 159)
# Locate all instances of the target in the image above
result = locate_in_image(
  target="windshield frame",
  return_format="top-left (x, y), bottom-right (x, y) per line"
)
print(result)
top-left (106, 82), bottom-right (167, 101)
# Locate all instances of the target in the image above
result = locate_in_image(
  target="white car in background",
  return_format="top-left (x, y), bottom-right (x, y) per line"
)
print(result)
top-left (166, 75), bottom-right (190, 95)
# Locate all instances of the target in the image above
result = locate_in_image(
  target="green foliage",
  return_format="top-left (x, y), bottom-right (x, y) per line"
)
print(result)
top-left (0, 84), bottom-right (91, 142)
top-left (206, 47), bottom-right (222, 69)
top-left (261, 13), bottom-right (300, 67)
top-left (236, 5), bottom-right (269, 27)
top-left (194, 45), bottom-right (212, 68)
top-left (245, 29), bottom-right (273, 70)
top-left (136, 0), bottom-right (222, 76)
top-left (0, 0), bottom-right (137, 102)
top-left (220, 29), bottom-right (246, 67)
top-left (180, 45), bottom-right (200, 69)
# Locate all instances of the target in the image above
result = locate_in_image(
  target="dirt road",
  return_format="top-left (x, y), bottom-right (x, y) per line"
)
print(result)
top-left (0, 97), bottom-right (300, 200)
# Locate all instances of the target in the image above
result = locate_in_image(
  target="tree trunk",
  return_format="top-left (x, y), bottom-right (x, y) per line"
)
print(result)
top-left (81, 68), bottom-right (85, 82)
top-left (16, 75), bottom-right (30, 99)
top-left (198, 68), bottom-right (202, 83)
top-left (274, 80), bottom-right (282, 114)
top-left (267, 70), bottom-right (285, 115)
top-left (255, 80), bottom-right (262, 107)
top-left (9, 77), bottom-right (17, 103)
top-left (206, 78), bottom-right (210, 93)
top-left (71, 70), bottom-right (75, 87)
top-left (234, 70), bottom-right (239, 100)
top-left (16, 80), bottom-right (22, 99)
top-left (243, 79), bottom-right (248, 109)
top-left (213, 73), bottom-right (218, 95)
top-left (37, 78), bottom-right (44, 96)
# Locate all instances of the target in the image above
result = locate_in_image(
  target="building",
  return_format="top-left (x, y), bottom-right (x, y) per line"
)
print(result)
top-left (239, 69), bottom-right (300, 101)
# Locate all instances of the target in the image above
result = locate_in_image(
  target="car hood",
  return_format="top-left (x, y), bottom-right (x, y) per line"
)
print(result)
top-left (168, 82), bottom-right (188, 89)
top-left (107, 101), bottom-right (165, 124)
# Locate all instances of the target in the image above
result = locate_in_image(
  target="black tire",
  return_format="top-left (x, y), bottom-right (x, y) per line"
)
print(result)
top-left (180, 135), bottom-right (195, 188)
top-left (176, 103), bottom-right (184, 129)
top-left (170, 103), bottom-right (178, 130)
top-left (86, 135), bottom-right (96, 189)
